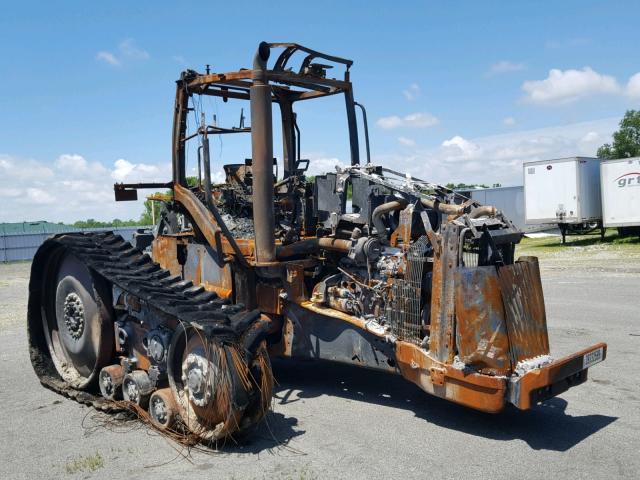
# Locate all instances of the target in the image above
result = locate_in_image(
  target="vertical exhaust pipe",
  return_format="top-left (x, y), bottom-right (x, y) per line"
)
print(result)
top-left (251, 41), bottom-right (276, 264)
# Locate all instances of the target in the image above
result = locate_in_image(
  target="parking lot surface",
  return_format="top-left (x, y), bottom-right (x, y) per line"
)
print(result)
top-left (0, 245), bottom-right (638, 479)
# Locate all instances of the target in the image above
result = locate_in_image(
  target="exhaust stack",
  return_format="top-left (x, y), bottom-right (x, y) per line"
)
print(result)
top-left (250, 42), bottom-right (276, 264)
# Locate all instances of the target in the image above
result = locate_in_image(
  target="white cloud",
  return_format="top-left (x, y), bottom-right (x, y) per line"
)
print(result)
top-left (440, 136), bottom-right (482, 162)
top-left (26, 188), bottom-right (55, 205)
top-left (55, 153), bottom-right (87, 170)
top-left (487, 61), bottom-right (526, 76)
top-left (370, 117), bottom-right (618, 187)
top-left (402, 83), bottom-right (421, 101)
top-left (581, 131), bottom-right (599, 143)
top-left (118, 39), bottom-right (149, 60)
top-left (0, 188), bottom-right (21, 198)
top-left (627, 73), bottom-right (640, 98)
top-left (96, 51), bottom-right (120, 67)
top-left (503, 117), bottom-right (516, 127)
top-left (377, 112), bottom-right (439, 129)
top-left (111, 159), bottom-right (135, 181)
top-left (301, 154), bottom-right (346, 175)
top-left (0, 154), bottom-right (171, 223)
top-left (398, 136), bottom-right (416, 147)
top-left (111, 159), bottom-right (166, 182)
top-left (96, 39), bottom-right (149, 67)
top-left (522, 67), bottom-right (621, 104)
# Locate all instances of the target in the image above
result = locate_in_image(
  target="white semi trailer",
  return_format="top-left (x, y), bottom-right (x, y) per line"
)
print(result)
top-left (523, 157), bottom-right (603, 243)
top-left (600, 157), bottom-right (640, 237)
top-left (461, 186), bottom-right (548, 233)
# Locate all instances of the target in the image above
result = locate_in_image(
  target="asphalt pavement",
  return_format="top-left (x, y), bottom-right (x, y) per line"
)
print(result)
top-left (0, 257), bottom-right (638, 480)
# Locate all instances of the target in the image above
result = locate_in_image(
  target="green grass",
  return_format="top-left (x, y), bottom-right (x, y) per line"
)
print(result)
top-left (517, 229), bottom-right (640, 257)
top-left (64, 452), bottom-right (104, 475)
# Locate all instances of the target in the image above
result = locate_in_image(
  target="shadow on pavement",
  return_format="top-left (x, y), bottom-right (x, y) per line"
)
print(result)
top-left (220, 410), bottom-right (306, 454)
top-left (270, 358), bottom-right (617, 452)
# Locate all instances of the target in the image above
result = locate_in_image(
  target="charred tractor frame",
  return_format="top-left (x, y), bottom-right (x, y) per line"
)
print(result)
top-left (28, 42), bottom-right (607, 441)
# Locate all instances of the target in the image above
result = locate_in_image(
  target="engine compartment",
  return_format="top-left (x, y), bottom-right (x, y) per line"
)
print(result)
top-left (204, 162), bottom-right (523, 347)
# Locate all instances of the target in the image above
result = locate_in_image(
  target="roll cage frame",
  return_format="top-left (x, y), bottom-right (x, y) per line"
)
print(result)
top-left (171, 42), bottom-right (363, 188)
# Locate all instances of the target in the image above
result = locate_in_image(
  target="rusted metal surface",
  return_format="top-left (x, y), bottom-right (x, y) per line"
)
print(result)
top-left (276, 237), bottom-right (351, 259)
top-left (297, 300), bottom-right (396, 346)
top-left (428, 223), bottom-right (459, 363)
top-left (390, 204), bottom-right (413, 248)
top-left (394, 341), bottom-right (507, 413)
top-left (182, 243), bottom-right (234, 298)
top-left (284, 263), bottom-right (307, 302)
top-left (281, 302), bottom-right (395, 372)
top-left (173, 184), bottom-right (250, 265)
top-left (508, 343), bottom-right (607, 410)
top-left (386, 237), bottom-right (428, 344)
top-left (152, 235), bottom-right (182, 276)
top-left (372, 199), bottom-right (408, 240)
top-left (498, 256), bottom-right (550, 364)
top-left (255, 283), bottom-right (282, 314)
top-left (454, 266), bottom-right (511, 375)
top-left (250, 42), bottom-right (277, 265)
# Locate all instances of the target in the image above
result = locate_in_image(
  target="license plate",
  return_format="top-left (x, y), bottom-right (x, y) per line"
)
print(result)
top-left (583, 347), bottom-right (604, 369)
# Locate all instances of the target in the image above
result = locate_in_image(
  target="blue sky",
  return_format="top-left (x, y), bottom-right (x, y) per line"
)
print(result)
top-left (1, 0), bottom-right (639, 222)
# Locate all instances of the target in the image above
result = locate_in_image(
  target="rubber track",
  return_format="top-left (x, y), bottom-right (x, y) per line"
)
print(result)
top-left (34, 231), bottom-right (255, 412)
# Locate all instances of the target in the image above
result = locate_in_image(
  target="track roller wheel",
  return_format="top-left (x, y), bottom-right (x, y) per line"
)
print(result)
top-left (238, 341), bottom-right (274, 431)
top-left (99, 365), bottom-right (125, 400)
top-left (149, 388), bottom-right (177, 430)
top-left (167, 327), bottom-right (250, 441)
top-left (122, 370), bottom-right (154, 407)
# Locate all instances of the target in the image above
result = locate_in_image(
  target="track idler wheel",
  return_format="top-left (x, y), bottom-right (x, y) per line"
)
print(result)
top-left (99, 365), bottom-right (125, 400)
top-left (149, 388), bottom-right (177, 430)
top-left (28, 246), bottom-right (114, 391)
top-left (122, 370), bottom-right (154, 407)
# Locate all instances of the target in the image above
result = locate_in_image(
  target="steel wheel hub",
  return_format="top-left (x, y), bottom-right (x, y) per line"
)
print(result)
top-left (100, 371), bottom-right (114, 395)
top-left (63, 292), bottom-right (85, 340)
top-left (124, 379), bottom-right (140, 403)
top-left (151, 396), bottom-right (168, 424)
top-left (183, 353), bottom-right (212, 407)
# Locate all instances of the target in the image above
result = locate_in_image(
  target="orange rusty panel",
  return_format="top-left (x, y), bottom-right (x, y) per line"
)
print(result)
top-left (454, 266), bottom-right (511, 375)
top-left (268, 317), bottom-right (295, 358)
top-left (225, 238), bottom-right (255, 258)
top-left (509, 342), bottom-right (607, 410)
top-left (182, 243), bottom-right (234, 298)
top-left (390, 206), bottom-right (413, 248)
top-left (152, 236), bottom-right (182, 276)
top-left (129, 322), bottom-right (151, 371)
top-left (498, 256), bottom-right (550, 363)
top-left (395, 341), bottom-right (507, 413)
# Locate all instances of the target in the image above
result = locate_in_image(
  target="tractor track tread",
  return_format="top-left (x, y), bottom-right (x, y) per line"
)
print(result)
top-left (32, 230), bottom-right (257, 414)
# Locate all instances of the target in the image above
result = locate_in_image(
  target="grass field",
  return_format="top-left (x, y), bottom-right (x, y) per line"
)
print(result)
top-left (516, 229), bottom-right (640, 275)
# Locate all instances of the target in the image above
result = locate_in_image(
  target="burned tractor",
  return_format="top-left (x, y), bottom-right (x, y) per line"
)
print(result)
top-left (27, 42), bottom-right (607, 441)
